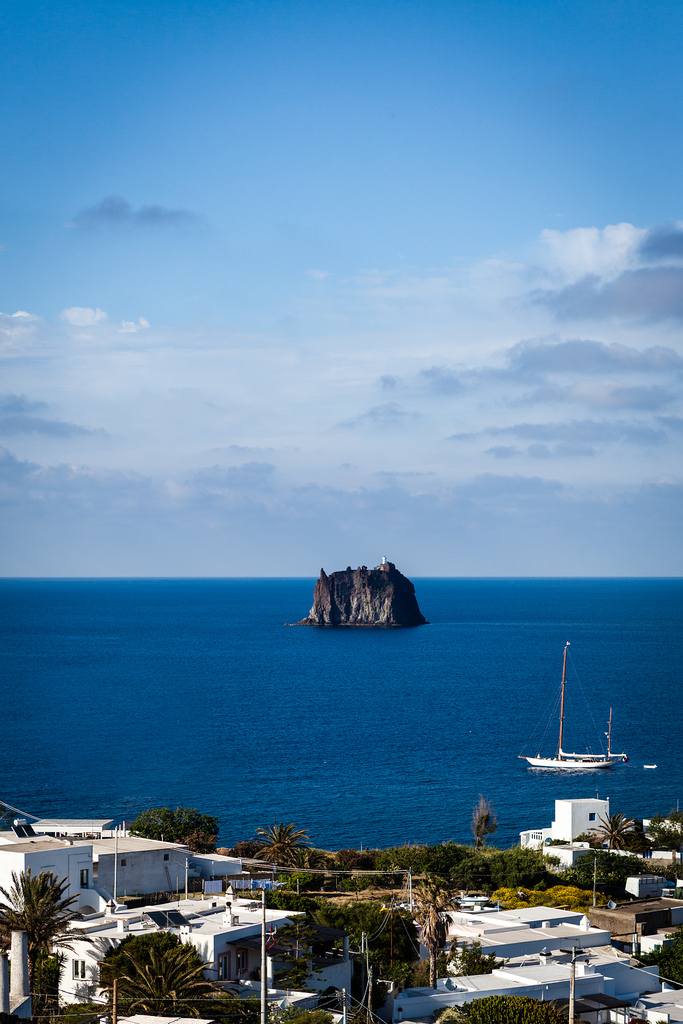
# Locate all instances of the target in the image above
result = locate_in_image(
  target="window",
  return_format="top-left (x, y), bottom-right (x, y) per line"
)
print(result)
top-left (236, 949), bottom-right (247, 975)
top-left (120, 859), bottom-right (127, 867)
top-left (588, 813), bottom-right (596, 821)
top-left (164, 854), bottom-right (169, 861)
top-left (73, 961), bottom-right (86, 979)
top-left (218, 953), bottom-right (231, 981)
top-left (80, 869), bottom-right (89, 889)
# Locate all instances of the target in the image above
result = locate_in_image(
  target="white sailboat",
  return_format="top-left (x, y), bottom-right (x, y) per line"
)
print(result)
top-left (519, 643), bottom-right (628, 770)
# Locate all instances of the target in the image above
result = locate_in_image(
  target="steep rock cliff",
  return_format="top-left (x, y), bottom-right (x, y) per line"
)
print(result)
top-left (297, 561), bottom-right (427, 626)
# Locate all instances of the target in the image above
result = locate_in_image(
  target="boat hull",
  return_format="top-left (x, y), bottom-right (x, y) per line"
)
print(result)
top-left (521, 755), bottom-right (624, 770)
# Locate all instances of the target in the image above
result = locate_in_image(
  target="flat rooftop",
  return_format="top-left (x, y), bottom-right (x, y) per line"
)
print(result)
top-left (76, 897), bottom-right (301, 938)
top-left (596, 897), bottom-right (683, 913)
top-left (89, 836), bottom-right (189, 855)
top-left (33, 818), bottom-right (115, 828)
top-left (0, 839), bottom-right (92, 854)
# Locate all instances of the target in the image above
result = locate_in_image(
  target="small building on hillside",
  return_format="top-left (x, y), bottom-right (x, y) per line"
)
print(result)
top-left (520, 797), bottom-right (610, 848)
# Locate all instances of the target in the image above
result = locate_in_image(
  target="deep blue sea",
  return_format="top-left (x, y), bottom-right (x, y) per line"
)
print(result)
top-left (1, 578), bottom-right (681, 851)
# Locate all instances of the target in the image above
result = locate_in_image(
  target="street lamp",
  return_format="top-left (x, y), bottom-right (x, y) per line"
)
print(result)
top-left (559, 947), bottom-right (589, 1024)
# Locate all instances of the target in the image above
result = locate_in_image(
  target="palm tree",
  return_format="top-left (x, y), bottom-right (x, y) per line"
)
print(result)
top-left (589, 812), bottom-right (637, 850)
top-left (254, 821), bottom-right (312, 865)
top-left (115, 944), bottom-right (217, 1015)
top-left (0, 869), bottom-right (83, 993)
top-left (413, 877), bottom-right (458, 989)
top-left (293, 848), bottom-right (328, 870)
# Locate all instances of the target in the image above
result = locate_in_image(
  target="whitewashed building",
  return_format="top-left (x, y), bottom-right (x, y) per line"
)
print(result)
top-left (441, 904), bottom-right (612, 961)
top-left (0, 839), bottom-right (98, 915)
top-left (0, 833), bottom-right (242, 910)
top-left (392, 948), bottom-right (661, 1022)
top-left (61, 896), bottom-right (352, 1006)
top-left (520, 797), bottom-right (610, 849)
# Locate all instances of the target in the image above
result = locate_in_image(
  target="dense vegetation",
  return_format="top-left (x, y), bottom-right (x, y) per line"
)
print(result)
top-left (100, 931), bottom-right (260, 1021)
top-left (129, 806), bottom-right (220, 852)
top-left (640, 926), bottom-right (683, 985)
top-left (437, 995), bottom-right (568, 1023)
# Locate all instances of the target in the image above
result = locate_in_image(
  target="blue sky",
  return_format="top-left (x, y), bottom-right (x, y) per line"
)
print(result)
top-left (1, 0), bottom-right (682, 575)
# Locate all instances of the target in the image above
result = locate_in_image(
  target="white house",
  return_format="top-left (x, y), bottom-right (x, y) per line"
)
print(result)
top-left (441, 904), bottom-right (612, 960)
top-left (626, 987), bottom-right (683, 1022)
top-left (89, 837), bottom-right (241, 898)
top-left (0, 839), bottom-right (99, 915)
top-left (391, 947), bottom-right (660, 1022)
top-left (61, 895), bottom-right (352, 1006)
top-left (0, 833), bottom-right (242, 910)
top-left (520, 797), bottom-right (610, 848)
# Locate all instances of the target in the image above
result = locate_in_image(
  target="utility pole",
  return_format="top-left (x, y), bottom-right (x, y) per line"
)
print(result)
top-left (113, 827), bottom-right (118, 902)
top-left (360, 932), bottom-right (366, 1003)
top-left (185, 857), bottom-right (189, 902)
top-left (408, 868), bottom-right (413, 911)
top-left (390, 904), bottom-right (393, 965)
top-left (261, 890), bottom-right (267, 1024)
top-left (342, 988), bottom-right (347, 1024)
top-left (593, 856), bottom-right (597, 907)
top-left (561, 947), bottom-right (587, 1024)
top-left (112, 978), bottom-right (118, 1024)
top-left (367, 967), bottom-right (373, 1024)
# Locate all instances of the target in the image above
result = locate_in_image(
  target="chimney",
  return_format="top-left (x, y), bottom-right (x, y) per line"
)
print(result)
top-left (117, 918), bottom-right (129, 934)
top-left (10, 931), bottom-right (30, 1005)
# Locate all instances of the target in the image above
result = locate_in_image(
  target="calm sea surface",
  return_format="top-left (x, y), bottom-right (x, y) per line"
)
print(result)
top-left (1, 578), bottom-right (681, 850)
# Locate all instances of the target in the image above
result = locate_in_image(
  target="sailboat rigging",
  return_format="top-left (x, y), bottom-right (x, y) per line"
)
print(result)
top-left (519, 642), bottom-right (628, 770)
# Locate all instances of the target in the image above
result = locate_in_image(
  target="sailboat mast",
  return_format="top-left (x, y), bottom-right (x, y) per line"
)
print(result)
top-left (558, 642), bottom-right (569, 758)
top-left (608, 707), bottom-right (612, 757)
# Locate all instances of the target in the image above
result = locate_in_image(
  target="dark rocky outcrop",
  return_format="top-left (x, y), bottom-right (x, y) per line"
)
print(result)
top-left (297, 561), bottom-right (427, 626)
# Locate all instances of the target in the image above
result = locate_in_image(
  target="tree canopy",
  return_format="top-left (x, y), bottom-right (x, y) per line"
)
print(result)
top-left (129, 806), bottom-right (219, 850)
top-left (452, 994), bottom-right (568, 1023)
top-left (472, 797), bottom-right (497, 851)
top-left (588, 812), bottom-right (638, 850)
top-left (254, 821), bottom-right (312, 865)
top-left (413, 877), bottom-right (458, 989)
top-left (562, 848), bottom-right (652, 888)
top-left (114, 943), bottom-right (217, 1016)
top-left (448, 941), bottom-right (502, 977)
top-left (100, 929), bottom-right (192, 986)
top-left (641, 926), bottom-right (683, 985)
top-left (648, 811), bottom-right (683, 851)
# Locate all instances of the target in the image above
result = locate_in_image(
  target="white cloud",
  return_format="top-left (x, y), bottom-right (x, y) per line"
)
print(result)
top-left (539, 222), bottom-right (646, 284)
top-left (119, 318), bottom-right (150, 333)
top-left (60, 307), bottom-right (108, 327)
top-left (0, 310), bottom-right (40, 342)
top-left (305, 269), bottom-right (330, 279)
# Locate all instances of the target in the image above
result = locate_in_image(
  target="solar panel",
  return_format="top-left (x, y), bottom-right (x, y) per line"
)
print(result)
top-left (142, 910), bottom-right (191, 929)
top-left (12, 823), bottom-right (36, 837)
